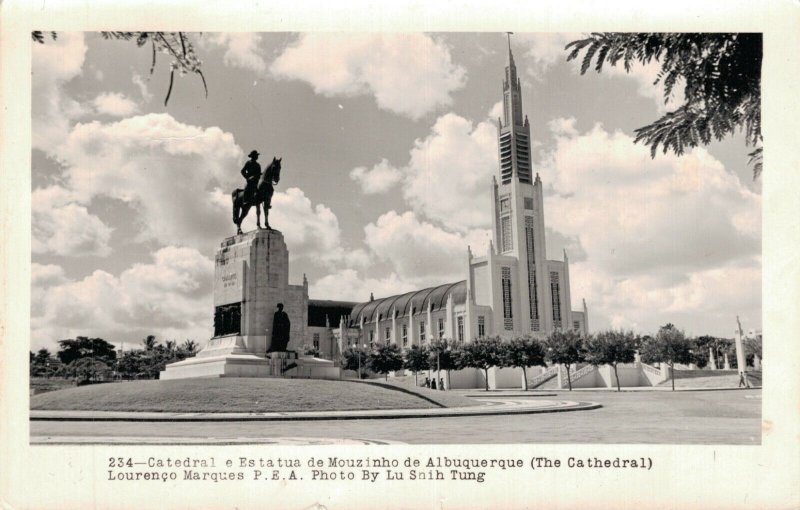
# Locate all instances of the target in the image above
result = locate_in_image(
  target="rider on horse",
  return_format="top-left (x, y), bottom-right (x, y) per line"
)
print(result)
top-left (241, 150), bottom-right (261, 205)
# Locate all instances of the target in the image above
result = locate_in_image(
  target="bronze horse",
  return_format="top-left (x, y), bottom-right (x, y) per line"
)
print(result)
top-left (232, 156), bottom-right (282, 234)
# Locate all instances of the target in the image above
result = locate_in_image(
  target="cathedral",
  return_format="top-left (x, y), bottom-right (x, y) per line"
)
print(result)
top-left (304, 39), bottom-right (588, 363)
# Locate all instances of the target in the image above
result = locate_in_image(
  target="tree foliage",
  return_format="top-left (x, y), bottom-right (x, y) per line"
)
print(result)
top-left (460, 337), bottom-right (506, 391)
top-left (585, 330), bottom-right (637, 391)
top-left (566, 33), bottom-right (762, 178)
top-left (340, 346), bottom-right (368, 379)
top-left (503, 337), bottom-right (547, 391)
top-left (403, 345), bottom-right (430, 385)
top-left (57, 336), bottom-right (117, 365)
top-left (543, 330), bottom-right (586, 391)
top-left (367, 343), bottom-right (404, 381)
top-left (63, 358), bottom-right (112, 384)
top-left (639, 324), bottom-right (693, 390)
top-left (32, 31), bottom-right (206, 106)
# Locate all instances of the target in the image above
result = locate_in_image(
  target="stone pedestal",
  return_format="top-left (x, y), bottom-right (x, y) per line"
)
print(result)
top-left (160, 229), bottom-right (337, 380)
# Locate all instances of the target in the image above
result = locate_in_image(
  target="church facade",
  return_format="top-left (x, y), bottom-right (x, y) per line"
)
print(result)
top-left (303, 40), bottom-right (588, 361)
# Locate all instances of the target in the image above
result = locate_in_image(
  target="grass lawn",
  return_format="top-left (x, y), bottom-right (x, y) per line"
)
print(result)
top-left (30, 378), bottom-right (76, 395)
top-left (29, 377), bottom-right (479, 413)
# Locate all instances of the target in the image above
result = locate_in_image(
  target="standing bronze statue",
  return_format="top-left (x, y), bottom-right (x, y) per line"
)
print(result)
top-left (232, 152), bottom-right (282, 234)
top-left (268, 303), bottom-right (291, 353)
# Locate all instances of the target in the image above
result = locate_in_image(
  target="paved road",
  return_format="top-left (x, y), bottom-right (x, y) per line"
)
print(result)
top-left (30, 389), bottom-right (761, 445)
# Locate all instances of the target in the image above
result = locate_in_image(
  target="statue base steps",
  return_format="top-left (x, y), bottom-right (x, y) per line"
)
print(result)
top-left (159, 352), bottom-right (340, 380)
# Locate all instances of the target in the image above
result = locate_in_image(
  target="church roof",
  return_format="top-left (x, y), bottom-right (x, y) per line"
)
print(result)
top-left (307, 299), bottom-right (357, 327)
top-left (348, 281), bottom-right (467, 325)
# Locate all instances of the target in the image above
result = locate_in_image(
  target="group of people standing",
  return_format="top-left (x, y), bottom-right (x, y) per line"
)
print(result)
top-left (423, 376), bottom-right (445, 390)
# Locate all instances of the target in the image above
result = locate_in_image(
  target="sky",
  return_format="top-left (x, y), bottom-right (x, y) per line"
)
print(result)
top-left (30, 32), bottom-right (762, 351)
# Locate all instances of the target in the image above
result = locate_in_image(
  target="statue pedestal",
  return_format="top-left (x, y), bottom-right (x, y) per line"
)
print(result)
top-left (160, 229), bottom-right (340, 380)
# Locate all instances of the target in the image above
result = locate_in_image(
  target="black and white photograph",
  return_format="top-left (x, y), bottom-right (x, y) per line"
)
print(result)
top-left (2, 1), bottom-right (799, 509)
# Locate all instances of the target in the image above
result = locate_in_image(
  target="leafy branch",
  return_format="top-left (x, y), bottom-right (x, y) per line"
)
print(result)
top-left (566, 33), bottom-right (762, 178)
top-left (32, 31), bottom-right (207, 106)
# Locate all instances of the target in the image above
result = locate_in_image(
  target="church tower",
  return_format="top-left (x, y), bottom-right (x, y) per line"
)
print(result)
top-left (490, 34), bottom-right (555, 336)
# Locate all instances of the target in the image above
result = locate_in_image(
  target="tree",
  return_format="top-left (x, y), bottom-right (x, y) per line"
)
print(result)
top-left (585, 330), bottom-right (637, 391)
top-left (142, 335), bottom-right (158, 351)
top-left (367, 343), bottom-right (404, 381)
top-left (458, 337), bottom-right (505, 391)
top-left (639, 324), bottom-right (693, 391)
top-left (63, 358), bottom-right (111, 384)
top-left (403, 345), bottom-right (430, 386)
top-left (744, 335), bottom-right (762, 361)
top-left (543, 330), bottom-right (586, 391)
top-left (566, 33), bottom-right (762, 178)
top-left (427, 339), bottom-right (458, 390)
top-left (180, 339), bottom-right (198, 356)
top-left (32, 31), bottom-right (206, 106)
top-left (340, 346), bottom-right (368, 379)
top-left (57, 337), bottom-right (117, 365)
top-left (503, 337), bottom-right (547, 391)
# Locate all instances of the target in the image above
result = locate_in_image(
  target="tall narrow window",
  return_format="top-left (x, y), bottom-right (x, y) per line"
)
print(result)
top-left (573, 321), bottom-right (580, 332)
top-left (525, 216), bottom-right (540, 331)
top-left (438, 318), bottom-right (445, 339)
top-left (402, 325), bottom-right (408, 347)
top-left (457, 316), bottom-right (464, 343)
top-left (385, 327), bottom-right (391, 342)
top-left (501, 216), bottom-right (513, 252)
top-left (312, 333), bottom-right (320, 351)
top-left (419, 320), bottom-right (426, 343)
top-left (502, 266), bottom-right (513, 330)
top-left (478, 316), bottom-right (485, 338)
top-left (550, 271), bottom-right (562, 330)
top-left (369, 330), bottom-right (375, 345)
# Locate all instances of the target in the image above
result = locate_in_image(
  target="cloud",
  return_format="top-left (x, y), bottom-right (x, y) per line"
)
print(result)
top-left (52, 113), bottom-right (241, 252)
top-left (203, 33), bottom-right (267, 73)
top-left (132, 72), bottom-right (153, 102)
top-left (514, 33), bottom-right (580, 80)
top-left (32, 186), bottom-right (113, 257)
top-left (93, 92), bottom-right (140, 117)
top-left (364, 211), bottom-right (490, 284)
top-left (31, 247), bottom-right (214, 351)
top-left (541, 120), bottom-right (761, 335)
top-left (401, 113), bottom-right (498, 232)
top-left (513, 33), bottom-right (683, 111)
top-left (310, 269), bottom-right (418, 303)
top-left (349, 158), bottom-right (403, 194)
top-left (269, 187), bottom-right (368, 269)
top-left (270, 33), bottom-right (466, 120)
top-left (32, 32), bottom-right (89, 151)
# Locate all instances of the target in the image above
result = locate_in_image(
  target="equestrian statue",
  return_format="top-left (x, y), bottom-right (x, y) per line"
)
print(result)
top-left (232, 150), bottom-right (282, 234)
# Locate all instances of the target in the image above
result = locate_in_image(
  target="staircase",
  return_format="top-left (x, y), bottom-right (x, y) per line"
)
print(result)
top-left (528, 366), bottom-right (559, 389)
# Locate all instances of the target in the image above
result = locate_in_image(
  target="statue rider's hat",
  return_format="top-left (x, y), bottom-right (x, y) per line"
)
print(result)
top-left (248, 150), bottom-right (260, 158)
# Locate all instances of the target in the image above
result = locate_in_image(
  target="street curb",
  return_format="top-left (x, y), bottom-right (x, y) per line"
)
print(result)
top-left (30, 401), bottom-right (602, 422)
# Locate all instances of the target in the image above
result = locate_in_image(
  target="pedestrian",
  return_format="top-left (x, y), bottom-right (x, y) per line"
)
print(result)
top-left (439, 377), bottom-right (445, 391)
top-left (431, 379), bottom-right (437, 390)
top-left (424, 377), bottom-right (430, 388)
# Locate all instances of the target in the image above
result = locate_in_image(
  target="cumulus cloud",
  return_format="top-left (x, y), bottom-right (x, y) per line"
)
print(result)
top-left (132, 72), bottom-right (153, 102)
top-left (349, 158), bottom-right (403, 194)
top-left (203, 33), bottom-right (267, 73)
top-left (401, 113), bottom-right (497, 231)
top-left (31, 247), bottom-right (214, 351)
top-left (364, 211), bottom-right (490, 284)
top-left (270, 33), bottom-right (466, 119)
top-left (93, 92), bottom-right (139, 117)
top-left (32, 32), bottom-right (89, 151)
top-left (52, 113), bottom-right (240, 251)
top-left (541, 120), bottom-right (761, 335)
top-left (32, 186), bottom-right (113, 257)
top-left (514, 32), bottom-right (580, 80)
top-left (310, 269), bottom-right (418, 303)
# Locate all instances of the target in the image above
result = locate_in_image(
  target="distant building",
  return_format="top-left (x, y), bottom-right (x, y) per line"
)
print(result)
top-left (304, 39), bottom-right (588, 361)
